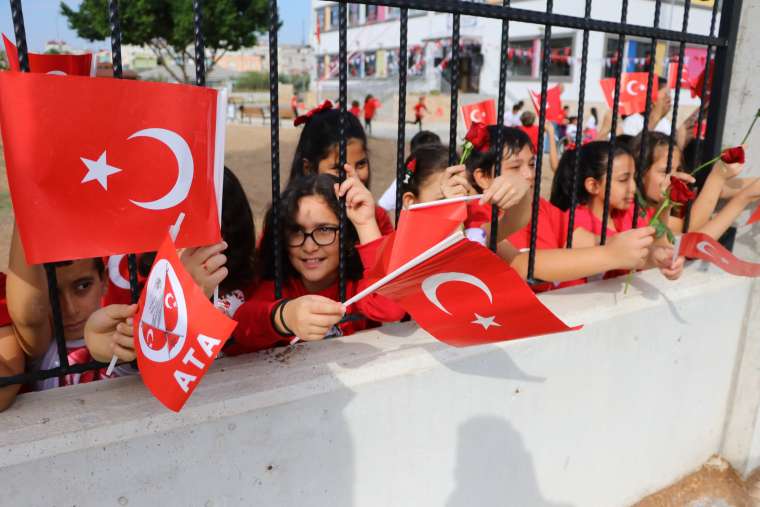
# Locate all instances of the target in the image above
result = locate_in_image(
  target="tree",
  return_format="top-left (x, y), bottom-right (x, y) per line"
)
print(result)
top-left (61, 0), bottom-right (270, 83)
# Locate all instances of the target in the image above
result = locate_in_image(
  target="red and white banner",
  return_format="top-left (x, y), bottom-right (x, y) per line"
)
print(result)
top-left (599, 72), bottom-right (659, 116)
top-left (462, 99), bottom-right (497, 130)
top-left (135, 234), bottom-right (236, 412)
top-left (680, 232), bottom-right (760, 277)
top-left (3, 34), bottom-right (95, 76)
top-left (668, 62), bottom-right (691, 90)
top-left (0, 72), bottom-right (226, 263)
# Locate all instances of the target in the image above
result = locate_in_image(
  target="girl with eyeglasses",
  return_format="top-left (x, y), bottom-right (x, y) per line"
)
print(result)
top-left (229, 170), bottom-right (405, 353)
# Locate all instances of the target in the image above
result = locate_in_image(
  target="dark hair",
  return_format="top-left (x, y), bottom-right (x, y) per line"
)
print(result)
top-left (550, 141), bottom-right (633, 211)
top-left (410, 130), bottom-right (442, 152)
top-left (520, 110), bottom-right (536, 127)
top-left (288, 108), bottom-right (369, 185)
top-left (364, 94), bottom-right (373, 103)
top-left (401, 143), bottom-right (449, 197)
top-left (590, 107), bottom-right (599, 123)
top-left (53, 258), bottom-right (105, 279)
top-left (512, 100), bottom-right (524, 112)
top-left (629, 131), bottom-right (679, 175)
top-left (351, 100), bottom-right (360, 107)
top-left (568, 116), bottom-right (578, 123)
top-left (464, 126), bottom-right (533, 193)
top-left (615, 134), bottom-right (635, 151)
top-left (257, 173), bottom-right (363, 282)
top-left (220, 167), bottom-right (256, 294)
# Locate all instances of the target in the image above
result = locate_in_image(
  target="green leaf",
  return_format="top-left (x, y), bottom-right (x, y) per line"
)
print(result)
top-left (653, 219), bottom-right (668, 239)
top-left (666, 228), bottom-right (676, 244)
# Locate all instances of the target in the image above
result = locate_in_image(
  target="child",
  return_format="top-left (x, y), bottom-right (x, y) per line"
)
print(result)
top-left (363, 94), bottom-right (380, 135)
top-left (412, 96), bottom-right (429, 131)
top-left (398, 136), bottom-right (657, 287)
top-left (349, 100), bottom-right (361, 118)
top-left (519, 110), bottom-right (540, 154)
top-left (505, 101), bottom-right (524, 127)
top-left (230, 171), bottom-right (405, 352)
top-left (377, 130), bottom-right (443, 213)
top-left (289, 102), bottom-right (394, 235)
top-left (550, 142), bottom-right (684, 280)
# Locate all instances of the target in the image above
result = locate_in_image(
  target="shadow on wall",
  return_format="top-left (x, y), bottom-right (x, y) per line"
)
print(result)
top-left (446, 416), bottom-right (573, 507)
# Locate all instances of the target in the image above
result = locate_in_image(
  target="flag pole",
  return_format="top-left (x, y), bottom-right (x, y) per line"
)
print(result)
top-left (408, 194), bottom-right (483, 210)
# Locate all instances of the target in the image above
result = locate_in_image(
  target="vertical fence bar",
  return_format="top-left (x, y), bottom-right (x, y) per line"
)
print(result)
top-left (394, 8), bottom-right (409, 222)
top-left (566, 0), bottom-right (593, 248)
top-left (193, 0), bottom-right (206, 87)
top-left (683, 0), bottom-right (720, 233)
top-left (526, 0), bottom-right (553, 281)
top-left (665, 0), bottom-right (692, 176)
top-left (448, 13), bottom-right (461, 165)
top-left (338, 1), bottom-right (348, 302)
top-left (268, 0), bottom-right (283, 299)
top-left (10, 0), bottom-right (70, 370)
top-left (600, 0), bottom-right (629, 246)
top-left (632, 0), bottom-right (663, 229)
top-left (108, 0), bottom-right (139, 304)
top-left (489, 0), bottom-right (511, 252)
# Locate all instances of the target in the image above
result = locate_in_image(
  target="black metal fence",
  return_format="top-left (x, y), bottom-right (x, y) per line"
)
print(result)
top-left (0, 0), bottom-right (739, 388)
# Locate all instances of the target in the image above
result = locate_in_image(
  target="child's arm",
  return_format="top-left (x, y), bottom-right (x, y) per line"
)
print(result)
top-left (180, 241), bottom-right (229, 298)
top-left (481, 173), bottom-right (532, 242)
top-left (6, 225), bottom-right (52, 358)
top-left (721, 176), bottom-right (759, 199)
top-left (680, 160), bottom-right (745, 233)
top-left (697, 178), bottom-right (760, 240)
top-left (507, 227), bottom-right (655, 282)
top-left (545, 121), bottom-right (559, 172)
top-left (353, 238), bottom-right (406, 323)
top-left (336, 164), bottom-right (381, 244)
top-left (84, 304), bottom-right (137, 363)
top-left (0, 325), bottom-right (24, 412)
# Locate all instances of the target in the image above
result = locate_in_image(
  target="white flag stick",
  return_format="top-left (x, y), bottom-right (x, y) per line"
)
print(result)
top-left (408, 194), bottom-right (483, 210)
top-left (106, 212), bottom-right (187, 376)
top-left (671, 235), bottom-right (682, 266)
top-left (289, 231), bottom-right (466, 346)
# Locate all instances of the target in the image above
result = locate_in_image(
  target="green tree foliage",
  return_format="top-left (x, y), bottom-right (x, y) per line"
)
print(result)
top-left (61, 0), bottom-right (270, 83)
top-left (234, 72), bottom-right (311, 93)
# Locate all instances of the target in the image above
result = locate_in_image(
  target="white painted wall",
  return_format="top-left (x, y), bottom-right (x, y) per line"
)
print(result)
top-left (2, 263), bottom-right (759, 507)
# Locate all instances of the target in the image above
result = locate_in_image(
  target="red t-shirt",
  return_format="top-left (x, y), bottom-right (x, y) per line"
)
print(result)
top-left (520, 125), bottom-right (540, 152)
top-left (0, 272), bottom-right (11, 327)
top-left (229, 237), bottom-right (405, 354)
top-left (350, 105), bottom-right (361, 118)
top-left (364, 99), bottom-right (380, 120)
top-left (375, 206), bottom-right (395, 236)
top-left (414, 103), bottom-right (426, 119)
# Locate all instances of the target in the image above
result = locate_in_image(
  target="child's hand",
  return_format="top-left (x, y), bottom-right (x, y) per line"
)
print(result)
top-left (336, 164), bottom-right (376, 228)
top-left (607, 227), bottom-right (655, 270)
top-left (652, 245), bottom-right (685, 280)
top-left (661, 171), bottom-right (696, 196)
top-left (280, 295), bottom-right (345, 341)
top-left (441, 165), bottom-right (475, 199)
top-left (717, 147), bottom-right (747, 180)
top-left (84, 304), bottom-right (138, 363)
top-left (480, 172), bottom-right (530, 210)
top-left (180, 241), bottom-right (229, 298)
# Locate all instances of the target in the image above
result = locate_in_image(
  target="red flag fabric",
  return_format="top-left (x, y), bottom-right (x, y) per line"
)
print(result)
top-left (668, 62), bottom-right (691, 90)
top-left (748, 205), bottom-right (760, 226)
top-left (680, 232), bottom-right (760, 277)
top-left (599, 73), bottom-right (659, 116)
top-left (528, 84), bottom-right (563, 122)
top-left (374, 237), bottom-right (580, 347)
top-left (0, 72), bottom-right (226, 264)
top-left (135, 234), bottom-right (236, 412)
top-left (0, 272), bottom-right (10, 327)
top-left (462, 99), bottom-right (497, 130)
top-left (3, 34), bottom-right (95, 76)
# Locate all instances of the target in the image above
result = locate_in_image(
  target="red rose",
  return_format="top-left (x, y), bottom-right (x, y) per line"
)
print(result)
top-left (669, 178), bottom-right (696, 205)
top-left (465, 122), bottom-right (490, 152)
top-left (720, 146), bottom-right (745, 165)
top-left (406, 159), bottom-right (417, 173)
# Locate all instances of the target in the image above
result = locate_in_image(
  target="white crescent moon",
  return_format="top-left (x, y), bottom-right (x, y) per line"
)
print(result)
top-left (626, 80), bottom-right (640, 96)
top-left (107, 255), bottom-right (130, 290)
top-left (46, 70), bottom-right (66, 76)
top-left (696, 241), bottom-right (729, 265)
top-left (138, 259), bottom-right (188, 363)
top-left (128, 128), bottom-right (194, 210)
top-left (421, 272), bottom-right (493, 315)
top-left (470, 110), bottom-right (483, 123)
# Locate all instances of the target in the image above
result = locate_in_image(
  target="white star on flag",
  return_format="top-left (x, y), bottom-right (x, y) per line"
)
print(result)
top-left (472, 313), bottom-right (501, 330)
top-left (81, 151), bottom-right (122, 190)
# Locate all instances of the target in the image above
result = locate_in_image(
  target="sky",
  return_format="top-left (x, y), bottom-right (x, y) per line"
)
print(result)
top-left (0, 0), bottom-right (311, 52)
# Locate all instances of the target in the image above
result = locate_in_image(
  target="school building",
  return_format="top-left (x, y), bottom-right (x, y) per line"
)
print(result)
top-left (311, 0), bottom-right (717, 107)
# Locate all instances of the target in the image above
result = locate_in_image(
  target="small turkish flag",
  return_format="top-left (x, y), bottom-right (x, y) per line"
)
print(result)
top-left (529, 84), bottom-right (563, 122)
top-left (372, 235), bottom-right (580, 347)
top-left (680, 232), bottom-right (760, 277)
top-left (748, 205), bottom-right (760, 226)
top-left (0, 72), bottom-right (226, 264)
top-left (668, 62), bottom-right (691, 90)
top-left (135, 234), bottom-right (237, 412)
top-left (461, 99), bottom-right (497, 130)
top-left (3, 34), bottom-right (95, 76)
top-left (600, 72), bottom-right (659, 116)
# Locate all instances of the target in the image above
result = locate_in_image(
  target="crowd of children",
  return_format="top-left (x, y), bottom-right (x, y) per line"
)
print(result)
top-left (0, 90), bottom-right (757, 412)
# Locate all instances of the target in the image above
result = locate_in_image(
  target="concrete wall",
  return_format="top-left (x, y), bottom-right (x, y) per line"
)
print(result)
top-left (2, 263), bottom-right (759, 507)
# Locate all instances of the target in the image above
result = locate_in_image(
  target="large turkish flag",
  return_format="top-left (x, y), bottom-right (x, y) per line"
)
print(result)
top-left (461, 99), bottom-right (497, 130)
top-left (0, 72), bottom-right (226, 263)
top-left (680, 232), bottom-right (760, 277)
top-left (135, 234), bottom-right (236, 412)
top-left (373, 236), bottom-right (580, 347)
top-left (3, 34), bottom-right (95, 76)
top-left (529, 84), bottom-right (564, 122)
top-left (600, 72), bottom-right (659, 116)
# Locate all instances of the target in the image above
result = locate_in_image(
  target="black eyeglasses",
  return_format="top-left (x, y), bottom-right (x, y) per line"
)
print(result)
top-left (287, 225), bottom-right (339, 247)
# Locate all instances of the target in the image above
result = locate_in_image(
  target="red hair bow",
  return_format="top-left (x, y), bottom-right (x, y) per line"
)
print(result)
top-left (294, 100), bottom-right (334, 127)
top-left (403, 158), bottom-right (417, 184)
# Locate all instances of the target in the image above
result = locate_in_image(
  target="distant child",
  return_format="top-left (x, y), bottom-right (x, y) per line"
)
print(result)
top-left (363, 94), bottom-right (381, 135)
top-left (412, 96), bottom-right (429, 131)
top-left (350, 100), bottom-right (361, 118)
top-left (505, 101), bottom-right (524, 127)
top-left (519, 110), bottom-right (539, 154)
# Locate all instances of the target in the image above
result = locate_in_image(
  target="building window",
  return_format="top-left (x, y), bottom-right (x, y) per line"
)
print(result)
top-left (316, 8), bottom-right (326, 33)
top-left (386, 49), bottom-right (399, 77)
top-left (507, 40), bottom-right (535, 78)
top-left (328, 5), bottom-right (339, 30)
top-left (364, 51), bottom-right (377, 77)
top-left (604, 37), bottom-right (653, 77)
top-left (349, 52), bottom-right (362, 78)
top-left (349, 5), bottom-right (361, 26)
top-left (386, 7), bottom-right (400, 19)
top-left (366, 5), bottom-right (378, 23)
top-left (547, 36), bottom-right (573, 77)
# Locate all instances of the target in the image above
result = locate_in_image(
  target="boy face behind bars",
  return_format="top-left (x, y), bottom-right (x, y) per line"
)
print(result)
top-left (54, 259), bottom-right (107, 341)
